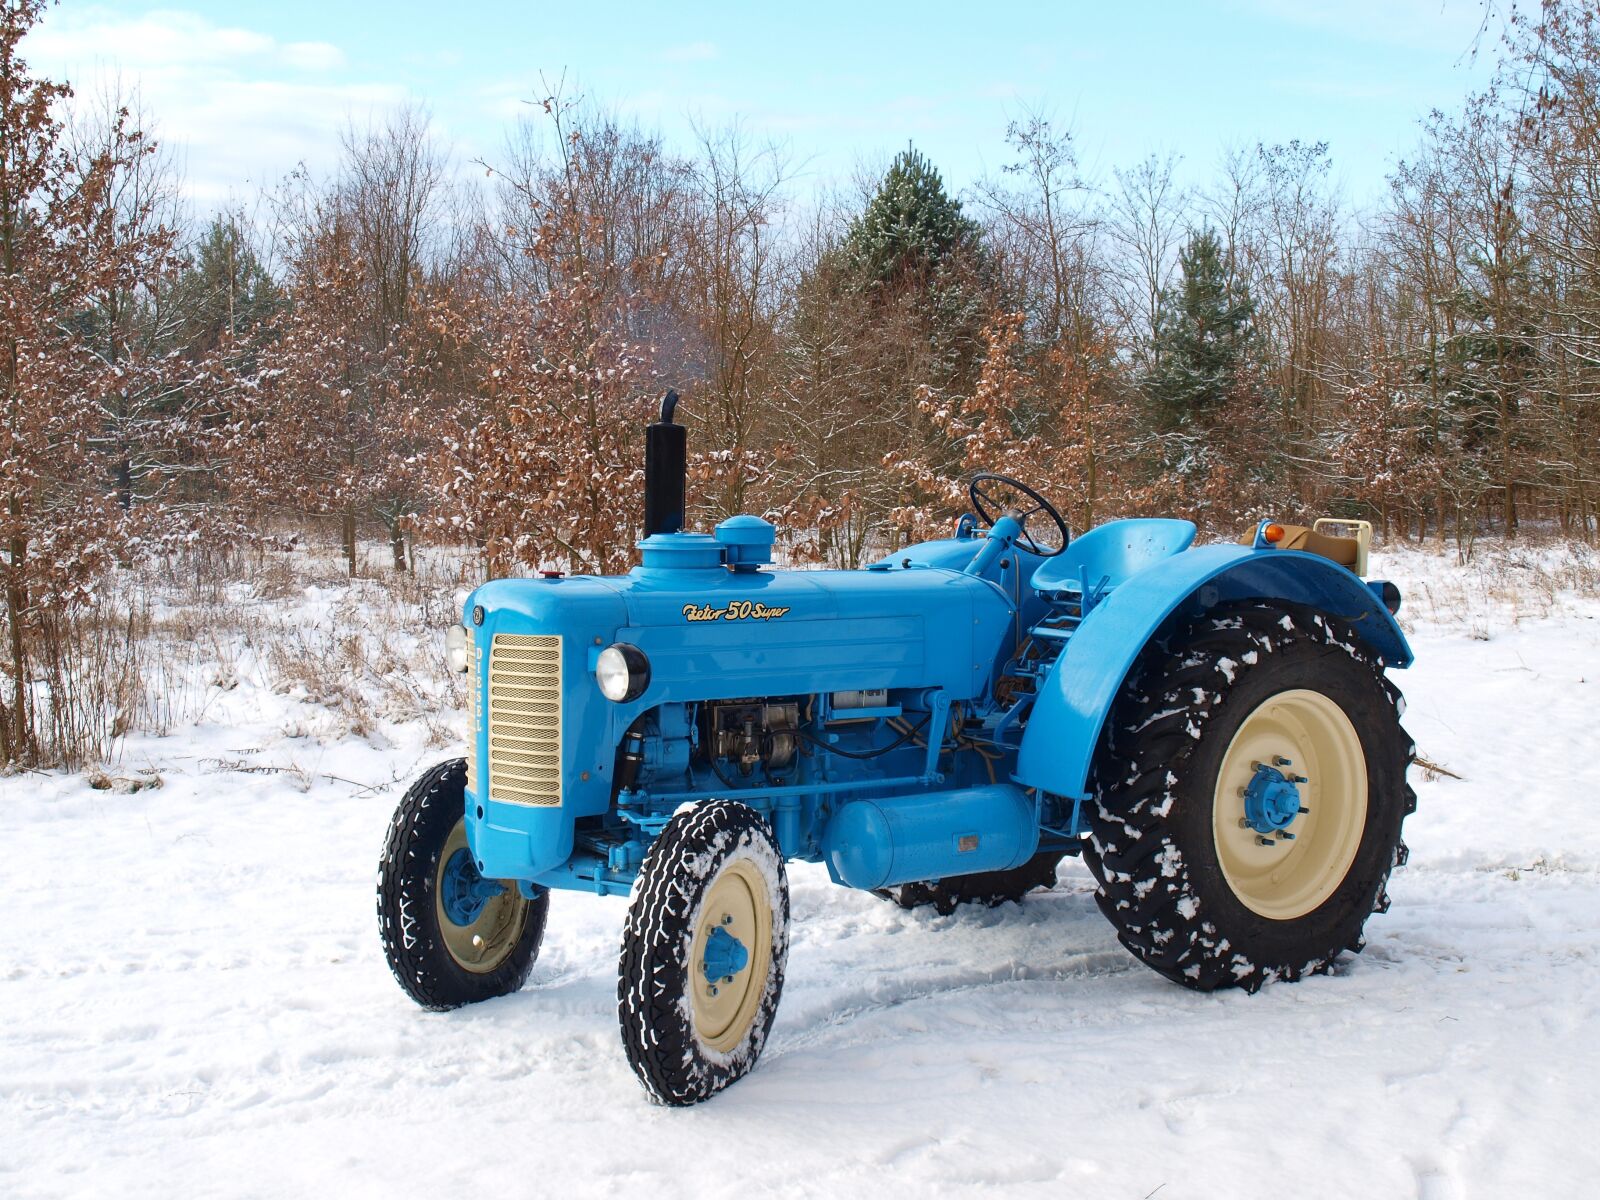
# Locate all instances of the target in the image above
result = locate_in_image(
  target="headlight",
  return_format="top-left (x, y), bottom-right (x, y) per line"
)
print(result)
top-left (445, 624), bottom-right (470, 674)
top-left (596, 643), bottom-right (650, 702)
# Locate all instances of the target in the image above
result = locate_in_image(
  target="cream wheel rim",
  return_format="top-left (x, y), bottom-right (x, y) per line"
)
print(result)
top-left (1212, 688), bottom-right (1368, 920)
top-left (689, 859), bottom-right (772, 1055)
top-left (434, 819), bottom-right (528, 973)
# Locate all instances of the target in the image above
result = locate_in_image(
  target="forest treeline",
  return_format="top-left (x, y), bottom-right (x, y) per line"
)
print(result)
top-left (3, 0), bottom-right (1600, 764)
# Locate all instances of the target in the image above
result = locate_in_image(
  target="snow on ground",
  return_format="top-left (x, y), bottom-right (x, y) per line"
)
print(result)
top-left (2, 542), bottom-right (1598, 1199)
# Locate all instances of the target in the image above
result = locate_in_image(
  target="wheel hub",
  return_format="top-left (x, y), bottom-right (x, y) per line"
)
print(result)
top-left (1243, 760), bottom-right (1309, 836)
top-left (701, 924), bottom-right (750, 984)
top-left (440, 847), bottom-right (506, 926)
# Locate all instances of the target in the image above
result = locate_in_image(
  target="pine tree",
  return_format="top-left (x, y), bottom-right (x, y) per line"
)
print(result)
top-left (170, 217), bottom-right (283, 359)
top-left (781, 148), bottom-right (992, 563)
top-left (1144, 228), bottom-right (1257, 426)
top-left (841, 147), bottom-right (982, 287)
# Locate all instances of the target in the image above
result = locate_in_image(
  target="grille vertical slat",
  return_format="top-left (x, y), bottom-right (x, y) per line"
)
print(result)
top-left (487, 633), bottom-right (563, 806)
top-left (465, 626), bottom-right (478, 797)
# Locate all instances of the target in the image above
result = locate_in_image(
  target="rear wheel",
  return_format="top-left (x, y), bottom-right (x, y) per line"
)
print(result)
top-left (876, 851), bottom-right (1064, 915)
top-left (377, 758), bottom-right (548, 1010)
top-left (1083, 603), bottom-right (1414, 992)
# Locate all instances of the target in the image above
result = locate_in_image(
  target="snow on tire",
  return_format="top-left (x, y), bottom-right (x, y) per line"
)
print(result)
top-left (1083, 602), bottom-right (1415, 993)
top-left (377, 758), bottom-right (548, 1011)
top-left (617, 800), bottom-right (790, 1106)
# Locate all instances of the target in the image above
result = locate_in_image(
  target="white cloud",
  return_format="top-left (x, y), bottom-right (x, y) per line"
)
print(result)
top-left (22, 8), bottom-right (399, 208)
top-left (281, 41), bottom-right (348, 73)
top-left (24, 8), bottom-right (344, 73)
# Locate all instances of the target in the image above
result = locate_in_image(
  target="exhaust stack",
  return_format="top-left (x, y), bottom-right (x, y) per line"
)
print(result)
top-left (643, 389), bottom-right (686, 537)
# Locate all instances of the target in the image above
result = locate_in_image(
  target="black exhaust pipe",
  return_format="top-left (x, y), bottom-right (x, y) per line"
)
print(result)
top-left (643, 389), bottom-right (686, 537)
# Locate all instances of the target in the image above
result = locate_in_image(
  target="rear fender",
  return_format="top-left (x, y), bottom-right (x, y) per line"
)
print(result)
top-left (1013, 544), bottom-right (1412, 802)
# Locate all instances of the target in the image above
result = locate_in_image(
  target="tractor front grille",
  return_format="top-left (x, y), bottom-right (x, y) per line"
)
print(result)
top-left (485, 633), bottom-right (563, 806)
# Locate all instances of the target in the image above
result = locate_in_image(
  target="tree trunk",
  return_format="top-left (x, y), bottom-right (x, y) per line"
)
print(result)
top-left (390, 521), bottom-right (407, 572)
top-left (116, 453), bottom-right (133, 512)
top-left (342, 511), bottom-right (357, 576)
top-left (5, 526), bottom-right (29, 765)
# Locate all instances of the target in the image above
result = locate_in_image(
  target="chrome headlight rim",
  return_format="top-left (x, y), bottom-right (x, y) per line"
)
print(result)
top-left (596, 642), bottom-right (650, 702)
top-left (445, 624), bottom-right (470, 674)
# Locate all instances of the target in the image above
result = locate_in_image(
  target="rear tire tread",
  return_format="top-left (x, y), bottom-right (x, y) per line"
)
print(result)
top-left (1083, 603), bottom-right (1414, 994)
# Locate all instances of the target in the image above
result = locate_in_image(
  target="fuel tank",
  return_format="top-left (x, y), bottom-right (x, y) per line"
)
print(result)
top-left (823, 783), bottom-right (1039, 889)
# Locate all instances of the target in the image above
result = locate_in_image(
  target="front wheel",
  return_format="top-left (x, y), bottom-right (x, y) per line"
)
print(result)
top-left (618, 800), bottom-right (790, 1106)
top-left (377, 758), bottom-right (549, 1010)
top-left (1084, 603), bottom-right (1415, 992)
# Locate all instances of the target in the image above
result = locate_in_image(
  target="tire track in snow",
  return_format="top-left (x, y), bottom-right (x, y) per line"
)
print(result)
top-left (768, 948), bottom-right (1137, 1059)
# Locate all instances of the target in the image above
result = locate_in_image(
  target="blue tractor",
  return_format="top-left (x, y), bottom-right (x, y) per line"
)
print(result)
top-left (378, 393), bottom-right (1415, 1105)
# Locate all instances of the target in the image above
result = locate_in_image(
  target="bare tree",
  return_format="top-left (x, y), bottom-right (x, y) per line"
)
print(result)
top-left (974, 113), bottom-right (1105, 353)
top-left (680, 124), bottom-right (790, 521)
top-left (1108, 152), bottom-right (1188, 371)
top-left (71, 84), bottom-right (190, 513)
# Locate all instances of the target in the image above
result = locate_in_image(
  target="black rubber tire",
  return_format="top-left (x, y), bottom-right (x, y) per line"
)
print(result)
top-left (1083, 602), bottom-right (1415, 993)
top-left (618, 800), bottom-right (790, 1106)
top-left (877, 851), bottom-right (1065, 915)
top-left (377, 758), bottom-right (548, 1011)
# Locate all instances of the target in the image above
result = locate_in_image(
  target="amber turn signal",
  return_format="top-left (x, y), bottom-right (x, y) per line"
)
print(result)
top-left (1263, 523), bottom-right (1286, 544)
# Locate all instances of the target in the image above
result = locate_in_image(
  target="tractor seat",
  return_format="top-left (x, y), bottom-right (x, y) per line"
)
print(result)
top-left (1031, 518), bottom-right (1198, 599)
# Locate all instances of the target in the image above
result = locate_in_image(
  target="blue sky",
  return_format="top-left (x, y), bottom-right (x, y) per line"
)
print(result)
top-left (26, 1), bottom-right (1501, 210)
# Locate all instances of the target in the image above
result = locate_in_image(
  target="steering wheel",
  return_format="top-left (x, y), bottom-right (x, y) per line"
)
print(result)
top-left (968, 473), bottom-right (1070, 558)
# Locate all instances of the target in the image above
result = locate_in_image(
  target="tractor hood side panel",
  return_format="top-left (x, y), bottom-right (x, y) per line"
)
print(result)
top-left (610, 567), bottom-right (1011, 715)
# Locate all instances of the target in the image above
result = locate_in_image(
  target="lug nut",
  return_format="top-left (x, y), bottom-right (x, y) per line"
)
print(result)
top-left (1280, 832), bottom-right (1296, 841)
top-left (1238, 817), bottom-right (1252, 828)
top-left (721, 914), bottom-right (733, 925)
top-left (709, 985), bottom-right (719, 996)
top-left (1298, 806), bottom-right (1310, 815)
top-left (1256, 836), bottom-right (1276, 847)
top-left (1274, 756), bottom-right (1293, 767)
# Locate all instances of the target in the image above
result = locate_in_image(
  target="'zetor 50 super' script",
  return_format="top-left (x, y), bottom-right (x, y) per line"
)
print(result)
top-left (682, 601), bottom-right (792, 623)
